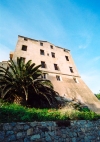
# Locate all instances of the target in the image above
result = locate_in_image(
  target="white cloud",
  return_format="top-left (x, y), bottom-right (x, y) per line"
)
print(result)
top-left (0, 44), bottom-right (11, 62)
top-left (78, 32), bottom-right (92, 49)
top-left (81, 70), bottom-right (100, 94)
top-left (93, 56), bottom-right (100, 61)
top-left (79, 45), bottom-right (88, 49)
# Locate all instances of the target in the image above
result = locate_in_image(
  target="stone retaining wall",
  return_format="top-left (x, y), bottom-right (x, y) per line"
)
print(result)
top-left (0, 120), bottom-right (100, 142)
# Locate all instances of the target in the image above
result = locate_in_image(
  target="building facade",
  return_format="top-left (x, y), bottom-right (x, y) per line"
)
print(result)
top-left (1, 35), bottom-right (100, 112)
top-left (12, 36), bottom-right (81, 97)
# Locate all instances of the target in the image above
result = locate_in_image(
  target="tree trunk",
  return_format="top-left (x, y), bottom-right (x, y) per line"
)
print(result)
top-left (14, 95), bottom-right (27, 106)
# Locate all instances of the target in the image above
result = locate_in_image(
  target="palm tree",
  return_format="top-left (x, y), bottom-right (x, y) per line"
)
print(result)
top-left (0, 57), bottom-right (59, 108)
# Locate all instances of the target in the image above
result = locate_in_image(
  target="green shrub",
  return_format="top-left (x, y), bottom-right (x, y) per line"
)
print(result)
top-left (95, 93), bottom-right (100, 100)
top-left (0, 99), bottom-right (100, 122)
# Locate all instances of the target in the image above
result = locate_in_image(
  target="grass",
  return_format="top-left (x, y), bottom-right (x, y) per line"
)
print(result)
top-left (0, 99), bottom-right (100, 123)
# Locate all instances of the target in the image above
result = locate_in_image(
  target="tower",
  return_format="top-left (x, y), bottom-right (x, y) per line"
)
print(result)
top-left (2, 35), bottom-right (100, 112)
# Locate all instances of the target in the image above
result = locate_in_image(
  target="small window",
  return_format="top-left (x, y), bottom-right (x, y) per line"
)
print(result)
top-left (50, 45), bottom-right (53, 49)
top-left (22, 45), bottom-right (27, 51)
top-left (65, 56), bottom-right (69, 61)
top-left (51, 52), bottom-right (55, 58)
top-left (56, 75), bottom-right (60, 81)
top-left (40, 42), bottom-right (43, 46)
top-left (24, 38), bottom-right (27, 41)
top-left (54, 64), bottom-right (59, 70)
top-left (41, 73), bottom-right (47, 79)
top-left (40, 49), bottom-right (44, 55)
top-left (73, 78), bottom-right (79, 83)
top-left (47, 53), bottom-right (49, 56)
top-left (41, 61), bottom-right (46, 68)
top-left (20, 57), bottom-right (25, 63)
top-left (69, 67), bottom-right (74, 73)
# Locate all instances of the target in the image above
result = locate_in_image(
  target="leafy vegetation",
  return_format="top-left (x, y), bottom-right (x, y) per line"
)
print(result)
top-left (0, 100), bottom-right (100, 123)
top-left (0, 58), bottom-right (60, 108)
top-left (0, 58), bottom-right (100, 123)
top-left (95, 93), bottom-right (100, 100)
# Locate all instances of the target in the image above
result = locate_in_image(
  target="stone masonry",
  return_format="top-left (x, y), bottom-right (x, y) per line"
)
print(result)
top-left (0, 120), bottom-right (100, 142)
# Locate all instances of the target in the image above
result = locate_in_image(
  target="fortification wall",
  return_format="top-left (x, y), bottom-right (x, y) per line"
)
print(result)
top-left (0, 120), bottom-right (100, 142)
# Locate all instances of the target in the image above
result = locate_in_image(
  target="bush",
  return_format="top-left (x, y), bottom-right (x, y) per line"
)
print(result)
top-left (95, 93), bottom-right (100, 100)
top-left (0, 99), bottom-right (100, 123)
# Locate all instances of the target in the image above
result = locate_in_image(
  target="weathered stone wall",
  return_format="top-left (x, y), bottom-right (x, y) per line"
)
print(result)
top-left (0, 120), bottom-right (100, 142)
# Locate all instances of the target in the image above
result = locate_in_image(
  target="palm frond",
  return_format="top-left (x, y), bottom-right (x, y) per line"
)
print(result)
top-left (0, 57), bottom-right (59, 108)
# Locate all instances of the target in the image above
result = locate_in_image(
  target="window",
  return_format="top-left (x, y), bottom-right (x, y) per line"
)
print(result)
top-left (51, 52), bottom-right (55, 58)
top-left (47, 53), bottom-right (49, 56)
top-left (40, 42), bottom-right (43, 46)
top-left (65, 56), bottom-right (69, 61)
top-left (69, 67), bottom-right (74, 73)
top-left (20, 57), bottom-right (25, 63)
top-left (56, 75), bottom-right (60, 81)
top-left (41, 61), bottom-right (46, 68)
top-left (41, 73), bottom-right (47, 79)
top-left (22, 45), bottom-right (27, 51)
top-left (54, 64), bottom-right (59, 70)
top-left (73, 78), bottom-right (79, 83)
top-left (50, 45), bottom-right (53, 49)
top-left (64, 49), bottom-right (68, 52)
top-left (24, 38), bottom-right (27, 41)
top-left (40, 49), bottom-right (44, 55)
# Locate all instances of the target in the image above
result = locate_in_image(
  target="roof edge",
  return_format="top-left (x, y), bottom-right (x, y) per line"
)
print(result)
top-left (18, 35), bottom-right (70, 51)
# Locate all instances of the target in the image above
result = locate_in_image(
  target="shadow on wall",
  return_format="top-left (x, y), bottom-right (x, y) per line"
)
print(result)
top-left (56, 92), bottom-right (100, 114)
top-left (85, 101), bottom-right (100, 114)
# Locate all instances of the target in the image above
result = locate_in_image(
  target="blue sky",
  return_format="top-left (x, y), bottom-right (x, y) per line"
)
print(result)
top-left (0, 0), bottom-right (100, 93)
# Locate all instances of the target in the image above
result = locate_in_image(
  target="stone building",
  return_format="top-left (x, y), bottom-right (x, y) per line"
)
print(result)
top-left (1, 35), bottom-right (100, 112)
